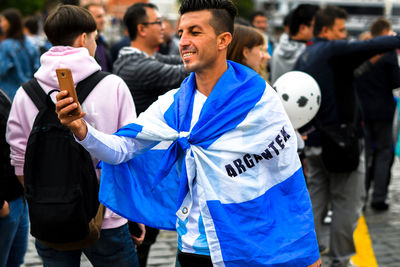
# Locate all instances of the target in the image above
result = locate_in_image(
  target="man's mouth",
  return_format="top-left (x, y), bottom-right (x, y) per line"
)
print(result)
top-left (181, 48), bottom-right (197, 61)
top-left (182, 52), bottom-right (195, 60)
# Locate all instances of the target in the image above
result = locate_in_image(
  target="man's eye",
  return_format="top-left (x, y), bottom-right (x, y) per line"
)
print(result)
top-left (192, 32), bottom-right (200, 36)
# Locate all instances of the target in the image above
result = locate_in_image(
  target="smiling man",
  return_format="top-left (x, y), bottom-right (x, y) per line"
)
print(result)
top-left (55, 1), bottom-right (321, 266)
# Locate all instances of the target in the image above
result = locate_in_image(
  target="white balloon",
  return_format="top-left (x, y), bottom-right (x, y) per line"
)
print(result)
top-left (273, 71), bottom-right (321, 129)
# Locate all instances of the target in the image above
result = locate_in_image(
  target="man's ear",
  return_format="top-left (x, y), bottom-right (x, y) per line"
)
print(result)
top-left (217, 32), bottom-right (232, 51)
top-left (319, 26), bottom-right (330, 38)
top-left (299, 24), bottom-right (307, 34)
top-left (137, 24), bottom-right (147, 38)
top-left (72, 32), bottom-right (87, 48)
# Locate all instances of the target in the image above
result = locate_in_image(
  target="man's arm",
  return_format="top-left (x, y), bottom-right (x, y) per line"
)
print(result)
top-left (6, 88), bottom-right (33, 178)
top-left (56, 91), bottom-right (156, 164)
top-left (332, 35), bottom-right (400, 60)
top-left (120, 56), bottom-right (189, 94)
top-left (155, 53), bottom-right (182, 65)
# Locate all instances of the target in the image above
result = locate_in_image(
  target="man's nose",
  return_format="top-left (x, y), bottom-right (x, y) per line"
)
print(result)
top-left (179, 34), bottom-right (190, 47)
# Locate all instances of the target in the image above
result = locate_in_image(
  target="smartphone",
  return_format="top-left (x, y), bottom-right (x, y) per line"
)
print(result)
top-left (56, 68), bottom-right (80, 116)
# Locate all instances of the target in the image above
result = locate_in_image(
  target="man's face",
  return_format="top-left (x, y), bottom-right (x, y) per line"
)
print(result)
top-left (252, 15), bottom-right (268, 33)
top-left (325, 18), bottom-right (347, 40)
top-left (142, 7), bottom-right (164, 48)
top-left (178, 10), bottom-right (219, 73)
top-left (88, 5), bottom-right (106, 32)
top-left (85, 31), bottom-right (98, 57)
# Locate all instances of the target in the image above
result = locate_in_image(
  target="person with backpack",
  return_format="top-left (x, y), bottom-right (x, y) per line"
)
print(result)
top-left (6, 5), bottom-right (140, 267)
top-left (0, 87), bottom-right (28, 267)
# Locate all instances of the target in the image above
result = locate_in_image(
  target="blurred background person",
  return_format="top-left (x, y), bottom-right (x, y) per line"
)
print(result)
top-left (355, 17), bottom-right (400, 211)
top-left (84, 3), bottom-right (112, 72)
top-left (0, 8), bottom-right (39, 100)
top-left (110, 27), bottom-right (130, 63)
top-left (250, 10), bottom-right (273, 56)
top-left (270, 4), bottom-right (319, 84)
top-left (23, 15), bottom-right (51, 55)
top-left (158, 17), bottom-right (179, 56)
top-left (227, 24), bottom-right (270, 74)
top-left (250, 10), bottom-right (273, 81)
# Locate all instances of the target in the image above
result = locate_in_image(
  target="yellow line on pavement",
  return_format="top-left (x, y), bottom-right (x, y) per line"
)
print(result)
top-left (350, 215), bottom-right (378, 267)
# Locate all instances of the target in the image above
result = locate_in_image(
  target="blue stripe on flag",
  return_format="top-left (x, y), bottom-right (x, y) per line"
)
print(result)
top-left (206, 168), bottom-right (319, 266)
top-left (100, 149), bottom-right (180, 230)
top-left (115, 123), bottom-right (143, 138)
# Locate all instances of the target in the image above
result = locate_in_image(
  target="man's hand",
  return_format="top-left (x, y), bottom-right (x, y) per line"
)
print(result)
top-left (0, 201), bottom-right (10, 218)
top-left (308, 258), bottom-right (322, 267)
top-left (55, 90), bottom-right (88, 140)
top-left (131, 223), bottom-right (146, 248)
top-left (369, 54), bottom-right (383, 64)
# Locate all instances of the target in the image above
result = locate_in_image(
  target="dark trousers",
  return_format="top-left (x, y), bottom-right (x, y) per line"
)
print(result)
top-left (177, 251), bottom-right (213, 267)
top-left (363, 120), bottom-right (394, 203)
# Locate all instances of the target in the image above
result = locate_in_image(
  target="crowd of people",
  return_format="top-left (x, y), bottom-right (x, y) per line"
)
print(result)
top-left (0, 0), bottom-right (399, 267)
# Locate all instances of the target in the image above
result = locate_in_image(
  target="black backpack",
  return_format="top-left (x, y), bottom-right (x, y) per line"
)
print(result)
top-left (22, 71), bottom-right (109, 244)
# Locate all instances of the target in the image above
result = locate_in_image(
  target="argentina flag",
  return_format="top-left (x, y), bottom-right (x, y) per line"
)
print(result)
top-left (99, 61), bottom-right (319, 266)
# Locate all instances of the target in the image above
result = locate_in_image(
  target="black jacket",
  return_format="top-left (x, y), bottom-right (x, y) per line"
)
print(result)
top-left (294, 36), bottom-right (400, 146)
top-left (113, 47), bottom-right (188, 115)
top-left (356, 50), bottom-right (400, 121)
top-left (0, 89), bottom-right (23, 209)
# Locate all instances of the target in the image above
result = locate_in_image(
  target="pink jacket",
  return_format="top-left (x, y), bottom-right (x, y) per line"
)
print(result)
top-left (6, 46), bottom-right (137, 229)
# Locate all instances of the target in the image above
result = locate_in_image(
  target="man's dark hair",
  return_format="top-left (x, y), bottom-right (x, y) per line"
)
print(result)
top-left (249, 11), bottom-right (266, 24)
top-left (44, 5), bottom-right (97, 46)
top-left (123, 3), bottom-right (157, 41)
top-left (370, 17), bottom-right (391, 37)
top-left (289, 4), bottom-right (319, 36)
top-left (24, 16), bottom-right (40, 35)
top-left (1, 8), bottom-right (24, 40)
top-left (283, 11), bottom-right (293, 28)
top-left (313, 6), bottom-right (348, 36)
top-left (179, 0), bottom-right (237, 35)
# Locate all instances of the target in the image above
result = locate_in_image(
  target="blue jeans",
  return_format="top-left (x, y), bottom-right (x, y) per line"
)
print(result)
top-left (35, 223), bottom-right (140, 267)
top-left (0, 196), bottom-right (29, 267)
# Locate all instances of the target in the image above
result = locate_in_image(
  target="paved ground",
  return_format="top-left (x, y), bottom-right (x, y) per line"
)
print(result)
top-left (23, 158), bottom-right (400, 267)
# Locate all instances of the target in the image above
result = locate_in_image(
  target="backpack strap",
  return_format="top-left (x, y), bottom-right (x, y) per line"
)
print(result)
top-left (76, 71), bottom-right (110, 104)
top-left (22, 71), bottom-right (110, 110)
top-left (22, 79), bottom-right (47, 111)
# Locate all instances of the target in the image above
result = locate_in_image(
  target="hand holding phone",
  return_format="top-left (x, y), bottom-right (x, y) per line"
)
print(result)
top-left (56, 68), bottom-right (80, 116)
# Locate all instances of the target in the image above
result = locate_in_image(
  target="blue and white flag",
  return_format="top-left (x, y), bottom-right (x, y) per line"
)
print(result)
top-left (99, 61), bottom-right (319, 266)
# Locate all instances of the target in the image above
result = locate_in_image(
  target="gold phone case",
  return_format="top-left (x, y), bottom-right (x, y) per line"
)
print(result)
top-left (56, 68), bottom-right (80, 116)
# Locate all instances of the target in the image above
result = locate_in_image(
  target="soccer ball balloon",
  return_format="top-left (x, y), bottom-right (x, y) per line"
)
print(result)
top-left (273, 71), bottom-right (321, 129)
